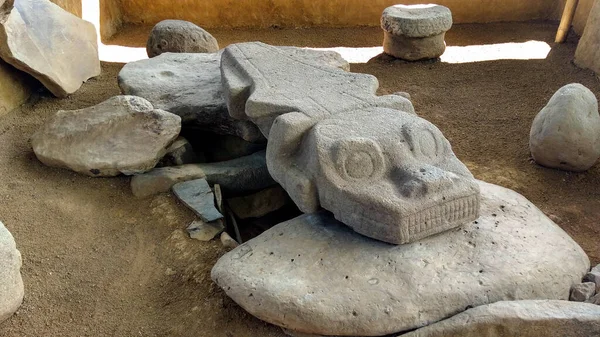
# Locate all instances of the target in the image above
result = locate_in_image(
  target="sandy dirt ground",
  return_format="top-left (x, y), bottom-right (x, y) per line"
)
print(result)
top-left (0, 22), bottom-right (598, 337)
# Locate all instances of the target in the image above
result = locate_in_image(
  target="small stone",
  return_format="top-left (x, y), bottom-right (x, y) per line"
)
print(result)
top-left (530, 83), bottom-right (600, 172)
top-left (220, 232), bottom-right (239, 249)
top-left (31, 95), bottom-right (181, 177)
top-left (0, 0), bottom-right (100, 97)
top-left (186, 220), bottom-right (224, 241)
top-left (570, 282), bottom-right (596, 302)
top-left (227, 186), bottom-right (289, 219)
top-left (582, 271), bottom-right (600, 293)
top-left (214, 184), bottom-right (223, 213)
top-left (131, 150), bottom-right (276, 198)
top-left (146, 20), bottom-right (219, 58)
top-left (0, 221), bottom-right (24, 323)
top-left (592, 264), bottom-right (600, 273)
top-left (381, 4), bottom-right (453, 61)
top-left (172, 179), bottom-right (223, 222)
top-left (586, 293), bottom-right (600, 305)
top-left (157, 137), bottom-right (200, 167)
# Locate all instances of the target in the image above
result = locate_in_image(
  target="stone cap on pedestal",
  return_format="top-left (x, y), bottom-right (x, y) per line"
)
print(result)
top-left (381, 4), bottom-right (453, 37)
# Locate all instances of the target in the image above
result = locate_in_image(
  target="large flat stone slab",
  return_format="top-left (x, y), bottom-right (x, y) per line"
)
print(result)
top-left (31, 95), bottom-right (181, 177)
top-left (118, 47), bottom-right (349, 142)
top-left (0, 0), bottom-right (100, 97)
top-left (211, 181), bottom-right (589, 336)
top-left (403, 300), bottom-right (600, 337)
top-left (0, 220), bottom-right (23, 324)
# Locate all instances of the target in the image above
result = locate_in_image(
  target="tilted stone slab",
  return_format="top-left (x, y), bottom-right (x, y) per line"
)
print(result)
top-left (0, 0), bottom-right (100, 97)
top-left (172, 178), bottom-right (223, 222)
top-left (0, 220), bottom-right (23, 324)
top-left (31, 96), bottom-right (181, 177)
top-left (211, 181), bottom-right (590, 336)
top-left (221, 42), bottom-right (479, 244)
top-left (403, 300), bottom-right (600, 337)
top-left (118, 47), bottom-right (349, 142)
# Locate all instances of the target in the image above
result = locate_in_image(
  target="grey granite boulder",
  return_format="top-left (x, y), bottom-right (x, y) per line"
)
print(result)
top-left (0, 0), bottom-right (100, 97)
top-left (403, 300), bottom-right (600, 337)
top-left (211, 181), bottom-right (589, 336)
top-left (530, 83), bottom-right (600, 172)
top-left (131, 150), bottom-right (276, 198)
top-left (146, 20), bottom-right (219, 58)
top-left (222, 42), bottom-right (478, 244)
top-left (0, 221), bottom-right (23, 324)
top-left (381, 4), bottom-right (452, 61)
top-left (118, 47), bottom-right (349, 142)
top-left (31, 96), bottom-right (181, 177)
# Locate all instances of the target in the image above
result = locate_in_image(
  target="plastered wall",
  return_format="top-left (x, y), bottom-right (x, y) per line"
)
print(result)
top-left (117, 0), bottom-right (563, 28)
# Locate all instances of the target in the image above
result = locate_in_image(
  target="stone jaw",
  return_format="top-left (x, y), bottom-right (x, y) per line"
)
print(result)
top-left (222, 41), bottom-right (480, 244)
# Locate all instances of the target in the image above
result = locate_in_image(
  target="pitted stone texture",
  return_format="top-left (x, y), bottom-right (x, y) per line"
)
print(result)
top-left (211, 181), bottom-right (589, 336)
top-left (222, 42), bottom-right (414, 138)
top-left (118, 47), bottom-right (349, 142)
top-left (403, 301), bottom-right (600, 337)
top-left (381, 4), bottom-right (453, 38)
top-left (131, 150), bottom-right (276, 198)
top-left (0, 0), bottom-right (100, 97)
top-left (146, 20), bottom-right (219, 58)
top-left (530, 83), bottom-right (600, 172)
top-left (269, 107), bottom-right (479, 244)
top-left (31, 96), bottom-right (181, 177)
top-left (0, 221), bottom-right (23, 324)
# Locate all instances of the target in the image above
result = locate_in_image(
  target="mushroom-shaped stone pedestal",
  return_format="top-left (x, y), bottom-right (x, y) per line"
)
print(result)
top-left (381, 4), bottom-right (452, 61)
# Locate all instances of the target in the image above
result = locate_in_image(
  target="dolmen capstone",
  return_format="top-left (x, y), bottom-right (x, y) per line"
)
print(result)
top-left (211, 41), bottom-right (591, 337)
top-left (530, 83), bottom-right (600, 172)
top-left (381, 4), bottom-right (452, 61)
top-left (0, 0), bottom-right (100, 97)
top-left (0, 220), bottom-right (23, 324)
top-left (221, 41), bottom-right (480, 245)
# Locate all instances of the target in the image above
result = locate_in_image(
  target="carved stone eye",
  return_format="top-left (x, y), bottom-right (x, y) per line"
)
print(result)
top-left (402, 125), bottom-right (444, 159)
top-left (418, 130), bottom-right (439, 158)
top-left (335, 138), bottom-right (385, 181)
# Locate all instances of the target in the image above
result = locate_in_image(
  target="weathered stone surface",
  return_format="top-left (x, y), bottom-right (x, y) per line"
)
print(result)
top-left (403, 300), bottom-right (600, 337)
top-left (118, 47), bottom-right (349, 142)
top-left (381, 5), bottom-right (452, 61)
top-left (157, 137), bottom-right (201, 167)
top-left (587, 293), bottom-right (600, 304)
top-left (211, 181), bottom-right (589, 336)
top-left (172, 178), bottom-right (223, 222)
top-left (381, 4), bottom-right (453, 38)
top-left (132, 150), bottom-right (275, 198)
top-left (0, 0), bottom-right (100, 97)
top-left (570, 282), bottom-right (596, 302)
top-left (583, 270), bottom-right (600, 293)
top-left (0, 221), bottom-right (23, 324)
top-left (530, 83), bottom-right (600, 172)
top-left (223, 42), bottom-right (473, 244)
top-left (227, 186), bottom-right (289, 219)
top-left (220, 232), bottom-right (239, 249)
top-left (186, 220), bottom-right (224, 241)
top-left (31, 96), bottom-right (181, 177)
top-left (0, 58), bottom-right (33, 116)
top-left (146, 20), bottom-right (219, 58)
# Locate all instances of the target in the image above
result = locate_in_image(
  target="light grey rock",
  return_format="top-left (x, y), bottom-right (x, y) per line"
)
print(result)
top-left (131, 150), bottom-right (276, 198)
top-left (593, 264), bottom-right (600, 273)
top-left (31, 95), bottom-right (181, 177)
top-left (394, 91), bottom-right (411, 100)
top-left (0, 0), bottom-right (100, 97)
top-left (227, 185), bottom-right (289, 219)
top-left (0, 221), bottom-right (23, 324)
top-left (403, 300), bottom-right (600, 337)
top-left (186, 220), bottom-right (224, 241)
top-left (118, 47), bottom-right (349, 142)
top-left (587, 293), bottom-right (600, 304)
top-left (172, 178), bottom-right (223, 222)
top-left (214, 184), bottom-right (223, 213)
top-left (381, 4), bottom-right (452, 61)
top-left (223, 42), bottom-right (472, 244)
top-left (157, 137), bottom-right (201, 167)
top-left (530, 83), bottom-right (600, 172)
top-left (220, 232), bottom-right (239, 249)
top-left (211, 181), bottom-right (590, 336)
top-left (570, 282), bottom-right (596, 302)
top-left (583, 271), bottom-right (600, 293)
top-left (146, 20), bottom-right (219, 58)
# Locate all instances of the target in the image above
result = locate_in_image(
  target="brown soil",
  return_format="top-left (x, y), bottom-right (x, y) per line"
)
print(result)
top-left (1, 22), bottom-right (598, 337)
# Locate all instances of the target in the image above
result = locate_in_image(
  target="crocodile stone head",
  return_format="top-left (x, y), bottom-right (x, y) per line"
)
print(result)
top-left (267, 107), bottom-right (480, 244)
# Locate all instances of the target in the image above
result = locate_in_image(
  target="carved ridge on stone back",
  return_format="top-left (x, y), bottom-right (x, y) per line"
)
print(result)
top-left (221, 41), bottom-right (480, 244)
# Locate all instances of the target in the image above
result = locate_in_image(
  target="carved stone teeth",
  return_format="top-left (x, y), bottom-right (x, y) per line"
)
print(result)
top-left (407, 195), bottom-right (477, 234)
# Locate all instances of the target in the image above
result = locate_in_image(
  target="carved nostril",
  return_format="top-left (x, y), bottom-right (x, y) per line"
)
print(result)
top-left (399, 179), bottom-right (428, 198)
